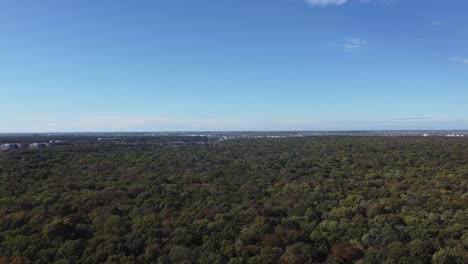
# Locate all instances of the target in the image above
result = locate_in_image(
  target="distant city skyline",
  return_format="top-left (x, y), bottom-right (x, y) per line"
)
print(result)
top-left (1, 0), bottom-right (467, 132)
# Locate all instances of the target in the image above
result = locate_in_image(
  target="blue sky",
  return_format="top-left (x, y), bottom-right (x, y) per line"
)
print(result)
top-left (0, 0), bottom-right (467, 132)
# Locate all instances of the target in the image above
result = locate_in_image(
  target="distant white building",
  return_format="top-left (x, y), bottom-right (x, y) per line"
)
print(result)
top-left (28, 143), bottom-right (50, 149)
top-left (49, 140), bottom-right (68, 144)
top-left (0, 143), bottom-right (22, 151)
top-left (446, 134), bottom-right (465, 138)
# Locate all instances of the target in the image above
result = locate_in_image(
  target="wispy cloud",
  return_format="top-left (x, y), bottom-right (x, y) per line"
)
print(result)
top-left (381, 0), bottom-right (396, 6)
top-left (305, 0), bottom-right (348, 6)
top-left (32, 115), bottom-right (244, 132)
top-left (392, 117), bottom-right (434, 121)
top-left (430, 20), bottom-right (444, 27)
top-left (451, 56), bottom-right (468, 65)
top-left (305, 0), bottom-right (391, 7)
top-left (343, 38), bottom-right (367, 50)
top-left (321, 37), bottom-right (368, 50)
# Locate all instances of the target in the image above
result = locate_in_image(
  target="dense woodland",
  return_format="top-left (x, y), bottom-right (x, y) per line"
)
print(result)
top-left (0, 137), bottom-right (467, 264)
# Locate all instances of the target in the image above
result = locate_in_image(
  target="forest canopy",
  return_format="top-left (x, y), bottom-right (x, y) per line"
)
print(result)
top-left (0, 137), bottom-right (467, 263)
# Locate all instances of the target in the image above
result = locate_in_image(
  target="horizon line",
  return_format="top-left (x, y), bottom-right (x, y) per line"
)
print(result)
top-left (1, 129), bottom-right (468, 134)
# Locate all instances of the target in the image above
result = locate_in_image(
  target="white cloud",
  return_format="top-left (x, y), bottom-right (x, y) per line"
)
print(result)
top-left (305, 0), bottom-right (395, 7)
top-left (305, 0), bottom-right (348, 7)
top-left (343, 38), bottom-right (367, 50)
top-left (451, 57), bottom-right (468, 65)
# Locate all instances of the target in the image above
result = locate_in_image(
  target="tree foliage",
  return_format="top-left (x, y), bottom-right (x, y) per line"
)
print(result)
top-left (0, 137), bottom-right (467, 263)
